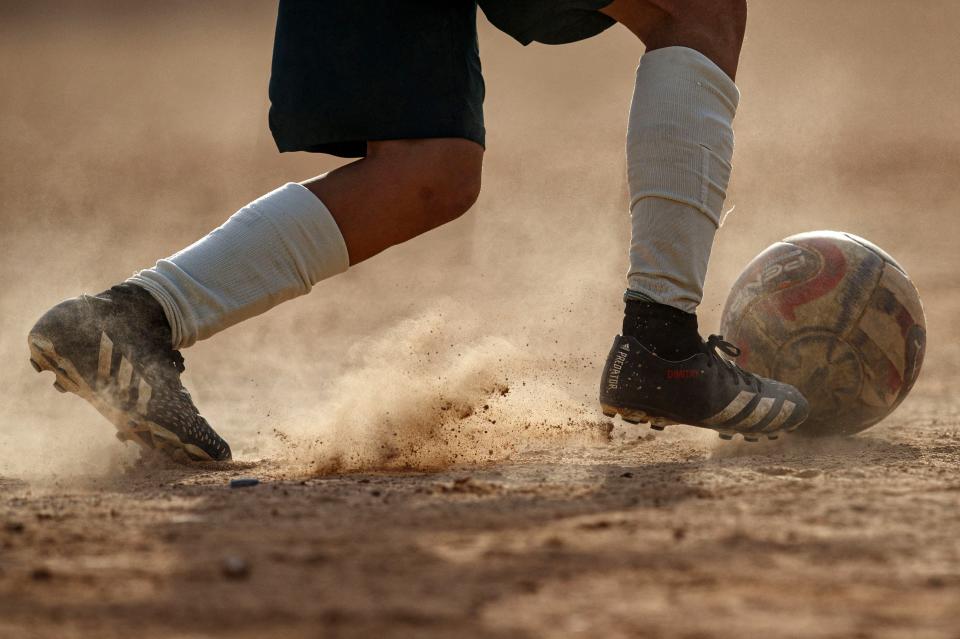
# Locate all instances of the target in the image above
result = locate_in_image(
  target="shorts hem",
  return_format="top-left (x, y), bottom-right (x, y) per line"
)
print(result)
top-left (270, 113), bottom-right (486, 158)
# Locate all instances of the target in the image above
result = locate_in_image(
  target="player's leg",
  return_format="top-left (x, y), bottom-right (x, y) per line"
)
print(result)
top-left (481, 0), bottom-right (806, 438)
top-left (27, 1), bottom-right (485, 462)
top-left (601, 0), bottom-right (743, 350)
top-left (595, 0), bottom-right (809, 439)
top-left (305, 138), bottom-right (482, 265)
top-left (132, 139), bottom-right (482, 349)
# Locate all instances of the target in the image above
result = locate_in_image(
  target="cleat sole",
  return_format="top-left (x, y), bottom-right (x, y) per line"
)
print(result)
top-left (602, 403), bottom-right (796, 443)
top-left (27, 332), bottom-right (213, 463)
top-left (600, 403), bottom-right (678, 429)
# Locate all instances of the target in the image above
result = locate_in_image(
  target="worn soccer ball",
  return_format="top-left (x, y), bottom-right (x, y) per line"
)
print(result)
top-left (720, 231), bottom-right (926, 437)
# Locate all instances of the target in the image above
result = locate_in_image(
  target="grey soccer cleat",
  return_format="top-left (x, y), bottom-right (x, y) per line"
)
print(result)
top-left (28, 284), bottom-right (231, 462)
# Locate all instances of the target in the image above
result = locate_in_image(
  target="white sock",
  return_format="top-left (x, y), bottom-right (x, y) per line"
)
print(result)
top-left (128, 183), bottom-right (349, 348)
top-left (625, 46), bottom-right (740, 313)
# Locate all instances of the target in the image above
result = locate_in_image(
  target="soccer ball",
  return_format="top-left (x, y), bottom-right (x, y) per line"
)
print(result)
top-left (720, 231), bottom-right (926, 437)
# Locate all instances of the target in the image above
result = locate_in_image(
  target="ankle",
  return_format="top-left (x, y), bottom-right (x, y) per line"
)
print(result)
top-left (101, 283), bottom-right (173, 343)
top-left (622, 300), bottom-right (701, 359)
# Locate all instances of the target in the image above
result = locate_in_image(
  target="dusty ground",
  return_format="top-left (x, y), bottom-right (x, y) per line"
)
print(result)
top-left (2, 2), bottom-right (960, 638)
top-left (3, 412), bottom-right (960, 639)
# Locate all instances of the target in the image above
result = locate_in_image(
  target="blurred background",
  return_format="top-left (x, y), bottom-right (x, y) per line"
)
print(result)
top-left (1, 0), bottom-right (958, 477)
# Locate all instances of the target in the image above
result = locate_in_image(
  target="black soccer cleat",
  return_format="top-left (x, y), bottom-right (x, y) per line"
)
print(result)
top-left (599, 334), bottom-right (809, 441)
top-left (27, 285), bottom-right (231, 462)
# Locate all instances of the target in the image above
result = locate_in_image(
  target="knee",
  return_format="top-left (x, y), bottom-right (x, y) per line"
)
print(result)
top-left (369, 138), bottom-right (483, 227)
top-left (612, 0), bottom-right (747, 78)
top-left (660, 0), bottom-right (747, 61)
top-left (693, 0), bottom-right (747, 52)
top-left (416, 147), bottom-right (483, 225)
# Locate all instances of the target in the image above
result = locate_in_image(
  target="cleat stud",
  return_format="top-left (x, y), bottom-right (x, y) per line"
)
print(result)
top-left (622, 417), bottom-right (641, 425)
top-left (744, 435), bottom-right (759, 443)
top-left (29, 359), bottom-right (42, 373)
top-left (52, 381), bottom-right (66, 393)
top-left (718, 432), bottom-right (734, 441)
top-left (650, 424), bottom-right (666, 431)
top-left (767, 433), bottom-right (779, 440)
top-left (601, 409), bottom-right (616, 418)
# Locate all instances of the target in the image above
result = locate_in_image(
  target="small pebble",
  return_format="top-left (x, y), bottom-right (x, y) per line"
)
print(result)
top-left (230, 478), bottom-right (260, 489)
top-left (222, 556), bottom-right (250, 579)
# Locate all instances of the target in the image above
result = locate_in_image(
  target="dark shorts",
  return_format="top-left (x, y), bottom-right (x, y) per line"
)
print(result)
top-left (268, 0), bottom-right (615, 157)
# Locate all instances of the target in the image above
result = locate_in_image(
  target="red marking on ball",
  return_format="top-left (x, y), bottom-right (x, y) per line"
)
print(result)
top-left (773, 239), bottom-right (847, 321)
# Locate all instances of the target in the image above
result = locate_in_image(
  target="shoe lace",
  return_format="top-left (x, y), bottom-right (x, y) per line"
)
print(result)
top-left (137, 332), bottom-right (186, 378)
top-left (702, 335), bottom-right (761, 390)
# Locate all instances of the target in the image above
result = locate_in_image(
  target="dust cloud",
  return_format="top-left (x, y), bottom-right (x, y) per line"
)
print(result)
top-left (1, 1), bottom-right (958, 479)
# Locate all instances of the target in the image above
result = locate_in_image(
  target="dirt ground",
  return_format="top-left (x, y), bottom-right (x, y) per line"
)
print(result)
top-left (3, 417), bottom-right (960, 639)
top-left (2, 2), bottom-right (960, 638)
